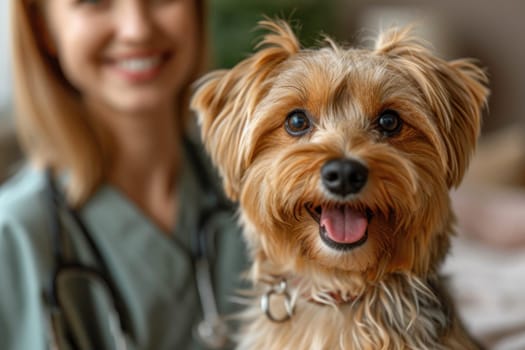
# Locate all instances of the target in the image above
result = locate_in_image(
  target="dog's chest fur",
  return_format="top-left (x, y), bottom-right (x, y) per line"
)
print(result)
top-left (236, 273), bottom-right (475, 350)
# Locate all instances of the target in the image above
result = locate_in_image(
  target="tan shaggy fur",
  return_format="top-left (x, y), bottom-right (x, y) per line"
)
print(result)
top-left (191, 20), bottom-right (489, 350)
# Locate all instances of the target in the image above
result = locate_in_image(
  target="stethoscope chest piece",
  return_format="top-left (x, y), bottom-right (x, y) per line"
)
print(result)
top-left (193, 250), bottom-right (232, 349)
top-left (194, 317), bottom-right (230, 349)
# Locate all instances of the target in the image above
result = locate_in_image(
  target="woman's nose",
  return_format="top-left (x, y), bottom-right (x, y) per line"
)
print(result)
top-left (116, 2), bottom-right (154, 43)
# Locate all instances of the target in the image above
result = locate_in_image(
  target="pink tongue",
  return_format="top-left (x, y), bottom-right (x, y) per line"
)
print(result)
top-left (320, 206), bottom-right (368, 244)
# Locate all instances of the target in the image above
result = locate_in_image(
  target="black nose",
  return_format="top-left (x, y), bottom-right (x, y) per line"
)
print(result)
top-left (321, 158), bottom-right (368, 196)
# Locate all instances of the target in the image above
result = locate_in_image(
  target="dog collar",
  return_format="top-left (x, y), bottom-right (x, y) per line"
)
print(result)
top-left (307, 290), bottom-right (356, 305)
top-left (260, 277), bottom-right (356, 323)
top-left (260, 278), bottom-right (295, 323)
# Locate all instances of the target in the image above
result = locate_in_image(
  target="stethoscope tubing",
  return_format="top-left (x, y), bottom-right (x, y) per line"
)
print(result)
top-left (43, 137), bottom-right (234, 349)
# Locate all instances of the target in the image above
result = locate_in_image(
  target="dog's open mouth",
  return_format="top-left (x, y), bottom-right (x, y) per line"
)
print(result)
top-left (305, 203), bottom-right (371, 251)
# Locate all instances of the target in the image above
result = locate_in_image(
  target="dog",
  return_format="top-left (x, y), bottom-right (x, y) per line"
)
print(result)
top-left (191, 19), bottom-right (489, 350)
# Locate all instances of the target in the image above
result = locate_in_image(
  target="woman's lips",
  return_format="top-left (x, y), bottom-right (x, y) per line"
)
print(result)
top-left (109, 53), bottom-right (168, 82)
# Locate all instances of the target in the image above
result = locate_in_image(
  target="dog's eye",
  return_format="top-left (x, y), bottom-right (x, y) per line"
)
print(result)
top-left (285, 110), bottom-right (312, 136)
top-left (377, 110), bottom-right (402, 136)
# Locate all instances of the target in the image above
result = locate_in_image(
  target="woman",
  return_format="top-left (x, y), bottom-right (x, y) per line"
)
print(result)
top-left (0, 0), bottom-right (247, 349)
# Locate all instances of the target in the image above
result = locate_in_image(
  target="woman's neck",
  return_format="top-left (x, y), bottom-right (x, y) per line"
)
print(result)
top-left (88, 102), bottom-right (182, 233)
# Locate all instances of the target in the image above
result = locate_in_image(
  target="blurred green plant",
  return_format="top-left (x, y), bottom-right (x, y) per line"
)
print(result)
top-left (208, 0), bottom-right (342, 68)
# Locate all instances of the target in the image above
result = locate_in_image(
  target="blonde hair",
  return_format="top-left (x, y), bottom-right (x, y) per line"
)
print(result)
top-left (11, 0), bottom-right (208, 205)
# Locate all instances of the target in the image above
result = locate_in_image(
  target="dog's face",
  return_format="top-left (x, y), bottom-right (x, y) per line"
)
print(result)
top-left (192, 21), bottom-right (489, 280)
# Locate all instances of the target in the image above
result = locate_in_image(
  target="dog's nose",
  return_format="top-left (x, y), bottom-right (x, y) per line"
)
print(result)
top-left (321, 158), bottom-right (368, 196)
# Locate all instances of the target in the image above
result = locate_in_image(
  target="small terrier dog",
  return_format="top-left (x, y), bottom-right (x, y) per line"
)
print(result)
top-left (192, 20), bottom-right (489, 350)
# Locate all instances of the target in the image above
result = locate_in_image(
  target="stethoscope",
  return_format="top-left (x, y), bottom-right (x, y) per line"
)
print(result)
top-left (43, 138), bottom-right (233, 350)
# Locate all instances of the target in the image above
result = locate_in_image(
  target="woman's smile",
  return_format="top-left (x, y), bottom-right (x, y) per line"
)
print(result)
top-left (108, 52), bottom-right (170, 83)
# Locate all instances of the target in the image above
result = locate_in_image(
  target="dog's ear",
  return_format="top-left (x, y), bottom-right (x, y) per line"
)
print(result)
top-left (375, 27), bottom-right (489, 187)
top-left (191, 19), bottom-right (300, 200)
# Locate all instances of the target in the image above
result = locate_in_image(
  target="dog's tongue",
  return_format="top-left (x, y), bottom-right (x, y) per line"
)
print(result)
top-left (320, 206), bottom-right (368, 244)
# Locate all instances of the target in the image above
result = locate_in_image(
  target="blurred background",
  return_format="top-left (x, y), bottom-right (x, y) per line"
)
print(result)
top-left (1, 0), bottom-right (524, 348)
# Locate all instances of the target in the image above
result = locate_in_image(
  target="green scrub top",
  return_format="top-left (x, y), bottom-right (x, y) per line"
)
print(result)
top-left (0, 146), bottom-right (248, 350)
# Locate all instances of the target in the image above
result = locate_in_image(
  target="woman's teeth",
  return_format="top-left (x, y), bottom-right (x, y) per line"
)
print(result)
top-left (116, 56), bottom-right (162, 72)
